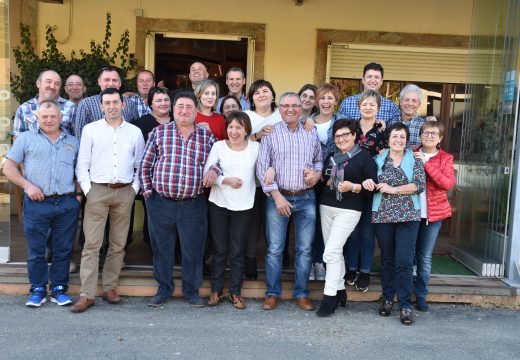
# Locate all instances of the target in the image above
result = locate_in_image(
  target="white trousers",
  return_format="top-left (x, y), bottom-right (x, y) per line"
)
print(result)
top-left (320, 205), bottom-right (361, 296)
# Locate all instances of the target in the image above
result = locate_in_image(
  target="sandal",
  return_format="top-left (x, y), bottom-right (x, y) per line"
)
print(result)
top-left (400, 308), bottom-right (413, 325)
top-left (379, 300), bottom-right (393, 316)
top-left (229, 294), bottom-right (247, 309)
top-left (207, 291), bottom-right (223, 306)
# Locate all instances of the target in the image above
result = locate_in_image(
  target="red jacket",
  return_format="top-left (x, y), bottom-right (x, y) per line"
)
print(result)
top-left (415, 146), bottom-right (456, 222)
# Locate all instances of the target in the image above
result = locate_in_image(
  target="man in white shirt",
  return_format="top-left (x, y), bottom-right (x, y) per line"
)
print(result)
top-left (71, 88), bottom-right (145, 313)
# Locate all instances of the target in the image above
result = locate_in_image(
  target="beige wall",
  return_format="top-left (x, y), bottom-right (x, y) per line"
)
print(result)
top-left (36, 0), bottom-right (473, 94)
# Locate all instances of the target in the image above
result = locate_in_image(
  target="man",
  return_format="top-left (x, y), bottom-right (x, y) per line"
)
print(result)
top-left (216, 67), bottom-right (250, 112)
top-left (71, 88), bottom-right (145, 313)
top-left (338, 62), bottom-right (400, 122)
top-left (170, 62), bottom-right (209, 99)
top-left (256, 92), bottom-right (322, 311)
top-left (4, 100), bottom-right (81, 307)
top-left (126, 69), bottom-right (155, 117)
top-left (140, 91), bottom-right (218, 308)
top-left (72, 66), bottom-right (140, 139)
top-left (64, 74), bottom-right (86, 105)
top-left (13, 70), bottom-right (75, 137)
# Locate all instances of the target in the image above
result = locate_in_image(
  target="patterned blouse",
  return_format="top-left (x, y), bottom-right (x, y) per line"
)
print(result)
top-left (357, 123), bottom-right (385, 157)
top-left (372, 155), bottom-right (426, 223)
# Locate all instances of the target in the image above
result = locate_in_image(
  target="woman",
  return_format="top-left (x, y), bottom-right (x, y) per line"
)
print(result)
top-left (413, 121), bottom-right (456, 311)
top-left (345, 90), bottom-right (386, 292)
top-left (298, 84), bottom-right (317, 118)
top-left (219, 95), bottom-right (242, 119)
top-left (245, 79), bottom-right (282, 141)
top-left (203, 111), bottom-right (259, 309)
top-left (317, 119), bottom-right (377, 317)
top-left (194, 79), bottom-right (227, 140)
top-left (363, 122), bottom-right (425, 325)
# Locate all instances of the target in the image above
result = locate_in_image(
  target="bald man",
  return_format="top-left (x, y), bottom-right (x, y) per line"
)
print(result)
top-left (170, 62), bottom-right (209, 100)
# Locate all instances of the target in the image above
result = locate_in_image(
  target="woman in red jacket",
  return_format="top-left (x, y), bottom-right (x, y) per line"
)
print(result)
top-left (413, 121), bottom-right (456, 311)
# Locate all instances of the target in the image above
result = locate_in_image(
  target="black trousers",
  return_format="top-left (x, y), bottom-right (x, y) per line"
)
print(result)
top-left (209, 202), bottom-right (253, 295)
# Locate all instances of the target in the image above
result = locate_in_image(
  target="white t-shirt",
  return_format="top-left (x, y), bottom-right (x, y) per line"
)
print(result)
top-left (203, 140), bottom-right (260, 211)
top-left (315, 119), bottom-right (332, 144)
top-left (244, 109), bottom-right (283, 134)
top-left (419, 149), bottom-right (439, 219)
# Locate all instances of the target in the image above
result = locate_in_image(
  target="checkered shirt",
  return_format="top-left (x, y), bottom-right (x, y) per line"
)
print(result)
top-left (338, 93), bottom-right (400, 122)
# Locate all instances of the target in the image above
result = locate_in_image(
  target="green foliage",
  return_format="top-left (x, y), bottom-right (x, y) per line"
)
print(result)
top-left (10, 13), bottom-right (136, 103)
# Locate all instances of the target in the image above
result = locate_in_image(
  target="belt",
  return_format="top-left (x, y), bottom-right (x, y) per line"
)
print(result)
top-left (43, 192), bottom-right (76, 200)
top-left (156, 191), bottom-right (199, 202)
top-left (279, 188), bottom-right (311, 196)
top-left (95, 182), bottom-right (132, 189)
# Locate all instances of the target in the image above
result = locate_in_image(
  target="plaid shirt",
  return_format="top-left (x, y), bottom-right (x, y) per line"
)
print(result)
top-left (140, 122), bottom-right (217, 200)
top-left (127, 94), bottom-right (151, 117)
top-left (72, 94), bottom-right (140, 139)
top-left (12, 96), bottom-right (76, 136)
top-left (386, 114), bottom-right (426, 148)
top-left (338, 93), bottom-right (400, 122)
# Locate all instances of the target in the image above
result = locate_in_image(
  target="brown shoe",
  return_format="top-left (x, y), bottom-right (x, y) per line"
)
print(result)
top-left (296, 297), bottom-right (314, 311)
top-left (263, 296), bottom-right (278, 310)
top-left (207, 291), bottom-right (223, 306)
top-left (102, 289), bottom-right (121, 304)
top-left (70, 296), bottom-right (95, 313)
top-left (229, 294), bottom-right (247, 309)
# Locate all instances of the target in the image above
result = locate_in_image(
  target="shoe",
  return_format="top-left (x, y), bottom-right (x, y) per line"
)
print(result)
top-left (245, 257), bottom-right (258, 280)
top-left (316, 295), bottom-right (337, 317)
top-left (345, 270), bottom-right (358, 286)
top-left (355, 272), bottom-right (370, 292)
top-left (416, 297), bottom-right (429, 311)
top-left (295, 297), bottom-right (314, 311)
top-left (25, 287), bottom-right (47, 307)
top-left (102, 289), bottom-right (121, 304)
top-left (207, 291), bottom-right (223, 306)
top-left (379, 300), bottom-right (393, 316)
top-left (263, 296), bottom-right (278, 310)
top-left (50, 286), bottom-right (72, 306)
top-left (70, 296), bottom-right (95, 313)
top-left (400, 308), bottom-right (413, 325)
top-left (229, 294), bottom-right (247, 309)
top-left (69, 260), bottom-right (77, 273)
top-left (314, 262), bottom-right (326, 281)
top-left (308, 263), bottom-right (315, 281)
top-left (187, 295), bottom-right (205, 308)
top-left (336, 290), bottom-right (347, 308)
top-left (148, 293), bottom-right (170, 307)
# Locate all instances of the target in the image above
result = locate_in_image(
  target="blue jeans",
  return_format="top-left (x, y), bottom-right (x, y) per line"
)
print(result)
top-left (265, 190), bottom-right (315, 298)
top-left (312, 199), bottom-right (324, 263)
top-left (23, 195), bottom-right (80, 292)
top-left (346, 198), bottom-right (375, 273)
top-left (146, 192), bottom-right (208, 299)
top-left (374, 221), bottom-right (420, 310)
top-left (415, 219), bottom-right (443, 298)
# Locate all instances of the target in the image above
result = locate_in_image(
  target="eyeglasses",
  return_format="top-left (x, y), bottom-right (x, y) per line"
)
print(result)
top-left (223, 104), bottom-right (240, 111)
top-left (153, 98), bottom-right (170, 103)
top-left (334, 132), bottom-right (352, 141)
top-left (422, 131), bottom-right (440, 138)
top-left (279, 104), bottom-right (301, 109)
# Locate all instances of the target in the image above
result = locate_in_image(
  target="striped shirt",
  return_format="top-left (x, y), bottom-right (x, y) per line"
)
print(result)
top-left (386, 114), bottom-right (426, 149)
top-left (127, 94), bottom-right (152, 117)
top-left (140, 122), bottom-right (217, 200)
top-left (257, 121), bottom-right (322, 193)
top-left (338, 93), bottom-right (400, 122)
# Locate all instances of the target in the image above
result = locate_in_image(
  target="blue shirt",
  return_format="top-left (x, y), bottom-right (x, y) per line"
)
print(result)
top-left (216, 94), bottom-right (250, 114)
top-left (338, 93), bottom-right (400, 122)
top-left (386, 114), bottom-right (426, 149)
top-left (12, 96), bottom-right (76, 136)
top-left (127, 94), bottom-right (151, 117)
top-left (7, 129), bottom-right (79, 195)
top-left (72, 94), bottom-right (140, 140)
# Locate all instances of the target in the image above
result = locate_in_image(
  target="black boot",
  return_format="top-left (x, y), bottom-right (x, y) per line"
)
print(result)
top-left (244, 257), bottom-right (257, 280)
top-left (316, 295), bottom-right (337, 317)
top-left (336, 290), bottom-right (347, 308)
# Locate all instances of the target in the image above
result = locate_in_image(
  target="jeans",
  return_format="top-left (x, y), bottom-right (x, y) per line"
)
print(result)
top-left (146, 192), bottom-right (208, 299)
top-left (374, 221), bottom-right (420, 310)
top-left (346, 198), bottom-right (375, 273)
top-left (23, 195), bottom-right (80, 292)
top-left (209, 202), bottom-right (253, 295)
top-left (415, 219), bottom-right (443, 298)
top-left (245, 187), bottom-right (265, 259)
top-left (265, 190), bottom-right (315, 299)
top-left (312, 199), bottom-right (324, 264)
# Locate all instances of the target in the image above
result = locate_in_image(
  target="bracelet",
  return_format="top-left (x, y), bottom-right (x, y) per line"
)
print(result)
top-left (76, 192), bottom-right (83, 196)
top-left (351, 184), bottom-right (357, 193)
top-left (397, 186), bottom-right (401, 195)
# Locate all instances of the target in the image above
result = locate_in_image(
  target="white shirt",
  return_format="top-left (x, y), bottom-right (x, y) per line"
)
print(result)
top-left (244, 109), bottom-right (283, 134)
top-left (419, 149), bottom-right (438, 219)
top-left (315, 119), bottom-right (332, 144)
top-left (76, 118), bottom-right (145, 195)
top-left (203, 140), bottom-right (259, 211)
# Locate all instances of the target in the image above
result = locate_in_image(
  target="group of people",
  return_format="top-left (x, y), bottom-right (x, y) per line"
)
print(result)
top-left (5, 60), bottom-right (455, 326)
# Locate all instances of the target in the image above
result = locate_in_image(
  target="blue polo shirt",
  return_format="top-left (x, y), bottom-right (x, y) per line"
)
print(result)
top-left (7, 129), bottom-right (79, 196)
top-left (338, 93), bottom-right (400, 122)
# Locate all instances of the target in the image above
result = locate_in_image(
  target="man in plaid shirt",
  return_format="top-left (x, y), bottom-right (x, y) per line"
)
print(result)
top-left (140, 91), bottom-right (219, 308)
top-left (126, 69), bottom-right (155, 118)
top-left (338, 63), bottom-right (400, 122)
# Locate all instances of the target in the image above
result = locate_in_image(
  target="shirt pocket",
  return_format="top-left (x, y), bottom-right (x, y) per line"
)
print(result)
top-left (58, 146), bottom-right (76, 187)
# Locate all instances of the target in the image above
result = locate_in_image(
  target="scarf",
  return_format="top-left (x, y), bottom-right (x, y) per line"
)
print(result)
top-left (329, 144), bottom-right (362, 201)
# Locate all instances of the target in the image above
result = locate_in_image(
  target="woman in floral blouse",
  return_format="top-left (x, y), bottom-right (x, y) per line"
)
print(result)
top-left (362, 122), bottom-right (425, 325)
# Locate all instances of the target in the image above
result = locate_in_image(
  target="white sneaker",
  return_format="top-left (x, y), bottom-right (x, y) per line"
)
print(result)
top-left (308, 263), bottom-right (315, 281)
top-left (314, 262), bottom-right (326, 281)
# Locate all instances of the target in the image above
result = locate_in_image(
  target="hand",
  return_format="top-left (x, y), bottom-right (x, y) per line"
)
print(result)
top-left (257, 125), bottom-right (273, 139)
top-left (198, 122), bottom-right (211, 131)
top-left (202, 169), bottom-right (218, 187)
top-left (303, 168), bottom-right (320, 186)
top-left (25, 183), bottom-right (44, 201)
top-left (337, 181), bottom-right (352, 193)
top-left (303, 117), bottom-right (315, 131)
top-left (376, 119), bottom-right (386, 131)
top-left (223, 177), bottom-right (243, 189)
top-left (264, 167), bottom-right (276, 185)
top-left (76, 195), bottom-right (83, 204)
top-left (272, 192), bottom-right (293, 217)
top-left (414, 152), bottom-right (426, 164)
top-left (376, 182), bottom-right (397, 194)
top-left (362, 179), bottom-right (377, 191)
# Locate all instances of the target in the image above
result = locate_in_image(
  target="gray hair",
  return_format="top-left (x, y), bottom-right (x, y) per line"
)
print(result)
top-left (37, 100), bottom-right (61, 115)
top-left (399, 84), bottom-right (422, 102)
top-left (279, 92), bottom-right (301, 105)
